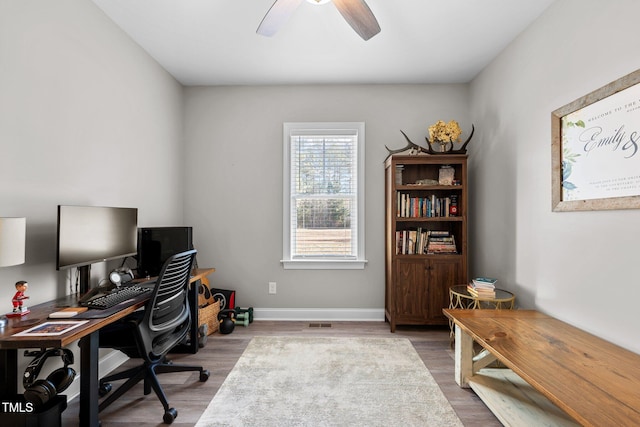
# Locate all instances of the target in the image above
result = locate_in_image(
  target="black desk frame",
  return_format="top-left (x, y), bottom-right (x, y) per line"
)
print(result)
top-left (0, 268), bottom-right (213, 427)
top-left (0, 294), bottom-right (145, 427)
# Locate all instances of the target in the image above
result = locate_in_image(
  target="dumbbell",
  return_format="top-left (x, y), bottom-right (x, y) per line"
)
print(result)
top-left (198, 324), bottom-right (208, 348)
top-left (234, 307), bottom-right (254, 326)
top-left (234, 312), bottom-right (249, 327)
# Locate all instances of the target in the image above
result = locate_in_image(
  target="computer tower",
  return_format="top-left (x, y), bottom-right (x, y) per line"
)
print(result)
top-left (137, 227), bottom-right (193, 278)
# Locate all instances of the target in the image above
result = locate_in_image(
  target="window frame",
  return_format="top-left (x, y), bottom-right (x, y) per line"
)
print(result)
top-left (282, 122), bottom-right (367, 270)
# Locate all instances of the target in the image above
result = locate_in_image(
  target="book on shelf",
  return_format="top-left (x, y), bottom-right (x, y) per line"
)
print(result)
top-left (426, 230), bottom-right (457, 254)
top-left (396, 193), bottom-right (460, 218)
top-left (395, 229), bottom-right (458, 255)
top-left (395, 165), bottom-right (404, 186)
top-left (449, 194), bottom-right (458, 216)
top-left (428, 230), bottom-right (450, 237)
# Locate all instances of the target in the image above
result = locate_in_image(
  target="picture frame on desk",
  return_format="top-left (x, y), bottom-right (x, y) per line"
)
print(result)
top-left (552, 68), bottom-right (640, 212)
top-left (13, 320), bottom-right (89, 337)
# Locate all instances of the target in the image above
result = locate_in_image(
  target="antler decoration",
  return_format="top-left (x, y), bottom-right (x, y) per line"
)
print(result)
top-left (385, 130), bottom-right (429, 155)
top-left (385, 124), bottom-right (475, 157)
top-left (439, 124), bottom-right (474, 154)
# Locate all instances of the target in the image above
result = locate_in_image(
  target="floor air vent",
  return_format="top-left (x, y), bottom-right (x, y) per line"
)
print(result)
top-left (309, 323), bottom-right (332, 328)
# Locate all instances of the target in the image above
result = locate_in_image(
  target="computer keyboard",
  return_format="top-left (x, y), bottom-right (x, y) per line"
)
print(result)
top-left (80, 285), bottom-right (151, 310)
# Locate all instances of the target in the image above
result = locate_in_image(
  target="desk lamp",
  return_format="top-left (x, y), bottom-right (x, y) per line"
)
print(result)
top-left (0, 217), bottom-right (27, 322)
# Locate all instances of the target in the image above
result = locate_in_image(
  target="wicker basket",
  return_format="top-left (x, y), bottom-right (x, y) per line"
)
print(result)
top-left (198, 290), bottom-right (220, 335)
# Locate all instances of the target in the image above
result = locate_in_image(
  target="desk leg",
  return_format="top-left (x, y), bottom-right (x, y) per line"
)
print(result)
top-left (171, 279), bottom-right (200, 354)
top-left (189, 279), bottom-right (200, 353)
top-left (0, 349), bottom-right (18, 397)
top-left (454, 324), bottom-right (474, 388)
top-left (79, 332), bottom-right (99, 427)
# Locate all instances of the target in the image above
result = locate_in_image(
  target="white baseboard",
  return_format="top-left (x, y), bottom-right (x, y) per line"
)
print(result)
top-left (253, 308), bottom-right (385, 322)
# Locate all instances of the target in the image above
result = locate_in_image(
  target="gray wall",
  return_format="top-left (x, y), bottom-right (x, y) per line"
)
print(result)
top-left (183, 85), bottom-right (470, 316)
top-left (469, 0), bottom-right (640, 353)
top-left (3, 0), bottom-right (640, 357)
top-left (0, 0), bottom-right (185, 307)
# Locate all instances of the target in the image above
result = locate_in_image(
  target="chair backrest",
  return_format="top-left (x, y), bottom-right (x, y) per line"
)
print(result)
top-left (138, 249), bottom-right (197, 360)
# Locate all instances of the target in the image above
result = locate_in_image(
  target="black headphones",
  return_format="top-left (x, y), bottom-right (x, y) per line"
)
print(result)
top-left (23, 348), bottom-right (76, 406)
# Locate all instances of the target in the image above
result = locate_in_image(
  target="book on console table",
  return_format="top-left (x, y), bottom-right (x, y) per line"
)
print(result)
top-left (472, 277), bottom-right (497, 288)
top-left (467, 284), bottom-right (496, 298)
top-left (468, 277), bottom-right (497, 298)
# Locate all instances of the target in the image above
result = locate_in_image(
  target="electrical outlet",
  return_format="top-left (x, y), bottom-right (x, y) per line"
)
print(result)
top-left (268, 282), bottom-right (277, 294)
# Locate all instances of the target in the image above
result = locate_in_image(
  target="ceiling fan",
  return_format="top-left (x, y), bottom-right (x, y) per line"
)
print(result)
top-left (257, 0), bottom-right (381, 41)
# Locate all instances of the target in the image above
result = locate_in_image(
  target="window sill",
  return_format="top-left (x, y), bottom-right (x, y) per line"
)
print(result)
top-left (281, 259), bottom-right (368, 270)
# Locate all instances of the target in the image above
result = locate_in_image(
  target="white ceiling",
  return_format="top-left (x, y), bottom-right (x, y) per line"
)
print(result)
top-left (90, 0), bottom-right (555, 86)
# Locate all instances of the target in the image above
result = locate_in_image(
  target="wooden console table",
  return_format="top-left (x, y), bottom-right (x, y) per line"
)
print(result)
top-left (443, 309), bottom-right (640, 427)
top-left (448, 285), bottom-right (514, 342)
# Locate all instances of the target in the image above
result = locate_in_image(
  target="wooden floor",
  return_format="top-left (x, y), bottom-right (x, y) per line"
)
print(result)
top-left (63, 321), bottom-right (501, 426)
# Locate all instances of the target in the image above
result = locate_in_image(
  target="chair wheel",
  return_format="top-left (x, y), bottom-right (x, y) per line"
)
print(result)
top-left (200, 370), bottom-right (210, 382)
top-left (98, 383), bottom-right (112, 397)
top-left (163, 407), bottom-right (177, 424)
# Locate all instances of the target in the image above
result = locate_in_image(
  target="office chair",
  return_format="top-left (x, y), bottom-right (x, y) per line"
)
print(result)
top-left (97, 249), bottom-right (209, 424)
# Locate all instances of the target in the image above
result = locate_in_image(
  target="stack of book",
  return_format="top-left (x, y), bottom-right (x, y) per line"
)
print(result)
top-left (425, 230), bottom-right (457, 254)
top-left (467, 277), bottom-right (497, 298)
top-left (395, 229), bottom-right (459, 255)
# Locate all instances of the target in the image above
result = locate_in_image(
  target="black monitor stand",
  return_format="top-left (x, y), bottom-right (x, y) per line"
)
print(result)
top-left (78, 265), bottom-right (91, 295)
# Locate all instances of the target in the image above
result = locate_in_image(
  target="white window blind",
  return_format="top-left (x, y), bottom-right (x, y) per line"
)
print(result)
top-left (283, 123), bottom-right (366, 269)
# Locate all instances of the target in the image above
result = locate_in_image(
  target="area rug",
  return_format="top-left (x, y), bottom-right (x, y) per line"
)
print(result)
top-left (195, 336), bottom-right (463, 427)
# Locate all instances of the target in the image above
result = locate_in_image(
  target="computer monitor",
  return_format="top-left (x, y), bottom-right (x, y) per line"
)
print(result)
top-left (137, 227), bottom-right (193, 278)
top-left (56, 205), bottom-right (138, 293)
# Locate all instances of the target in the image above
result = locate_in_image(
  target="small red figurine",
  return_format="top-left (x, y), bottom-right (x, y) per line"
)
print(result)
top-left (8, 280), bottom-right (30, 317)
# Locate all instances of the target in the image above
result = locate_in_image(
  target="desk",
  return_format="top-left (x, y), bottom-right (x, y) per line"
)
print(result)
top-left (443, 309), bottom-right (640, 426)
top-left (0, 294), bottom-right (144, 427)
top-left (0, 268), bottom-right (214, 427)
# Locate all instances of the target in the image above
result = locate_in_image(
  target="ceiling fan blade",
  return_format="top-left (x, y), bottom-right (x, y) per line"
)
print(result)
top-left (257, 0), bottom-right (304, 37)
top-left (332, 0), bottom-right (381, 40)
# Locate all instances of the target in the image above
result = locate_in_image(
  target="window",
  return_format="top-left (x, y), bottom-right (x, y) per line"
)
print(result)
top-left (282, 122), bottom-right (367, 269)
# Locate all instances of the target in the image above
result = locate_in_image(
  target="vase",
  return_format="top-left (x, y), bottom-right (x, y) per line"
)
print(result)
top-left (435, 140), bottom-right (451, 153)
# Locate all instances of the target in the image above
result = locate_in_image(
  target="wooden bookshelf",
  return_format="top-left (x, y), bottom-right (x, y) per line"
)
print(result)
top-left (385, 154), bottom-right (468, 331)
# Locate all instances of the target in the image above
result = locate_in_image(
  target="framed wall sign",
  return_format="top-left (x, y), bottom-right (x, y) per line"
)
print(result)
top-left (552, 69), bottom-right (640, 211)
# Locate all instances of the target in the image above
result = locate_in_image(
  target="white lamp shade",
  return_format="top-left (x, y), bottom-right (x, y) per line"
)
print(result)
top-left (0, 217), bottom-right (26, 267)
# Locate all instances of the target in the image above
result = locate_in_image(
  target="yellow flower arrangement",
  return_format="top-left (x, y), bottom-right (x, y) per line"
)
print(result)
top-left (428, 120), bottom-right (462, 144)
